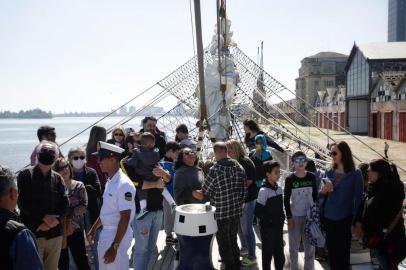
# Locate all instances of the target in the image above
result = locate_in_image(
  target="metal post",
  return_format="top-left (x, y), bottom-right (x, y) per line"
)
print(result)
top-left (194, 0), bottom-right (207, 123)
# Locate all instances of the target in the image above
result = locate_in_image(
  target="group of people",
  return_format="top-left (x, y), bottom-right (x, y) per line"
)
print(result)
top-left (0, 117), bottom-right (405, 270)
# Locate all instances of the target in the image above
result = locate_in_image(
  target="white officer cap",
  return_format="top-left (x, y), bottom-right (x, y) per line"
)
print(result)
top-left (95, 141), bottom-right (125, 159)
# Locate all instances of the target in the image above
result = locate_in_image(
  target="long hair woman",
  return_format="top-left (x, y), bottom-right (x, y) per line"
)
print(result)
top-left (320, 141), bottom-right (363, 270)
top-left (85, 125), bottom-right (107, 189)
top-left (243, 119), bottom-right (284, 153)
top-left (226, 139), bottom-right (257, 266)
top-left (355, 159), bottom-right (405, 270)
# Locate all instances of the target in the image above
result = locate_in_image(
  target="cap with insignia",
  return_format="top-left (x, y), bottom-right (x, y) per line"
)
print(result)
top-left (95, 141), bottom-right (125, 159)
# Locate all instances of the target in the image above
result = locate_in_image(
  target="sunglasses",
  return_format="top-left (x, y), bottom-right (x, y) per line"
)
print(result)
top-left (293, 157), bottom-right (307, 163)
top-left (73, 156), bottom-right (85, 160)
top-left (56, 164), bottom-right (69, 172)
top-left (184, 151), bottom-right (196, 156)
top-left (114, 133), bottom-right (124, 137)
top-left (329, 151), bottom-right (338, 157)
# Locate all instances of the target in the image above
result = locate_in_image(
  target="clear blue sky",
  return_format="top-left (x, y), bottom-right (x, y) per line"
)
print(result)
top-left (0, 0), bottom-right (387, 113)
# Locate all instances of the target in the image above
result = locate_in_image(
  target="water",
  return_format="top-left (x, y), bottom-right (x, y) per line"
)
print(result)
top-left (0, 116), bottom-right (152, 172)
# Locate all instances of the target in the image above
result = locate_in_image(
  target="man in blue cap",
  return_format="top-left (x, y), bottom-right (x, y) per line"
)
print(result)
top-left (87, 141), bottom-right (136, 270)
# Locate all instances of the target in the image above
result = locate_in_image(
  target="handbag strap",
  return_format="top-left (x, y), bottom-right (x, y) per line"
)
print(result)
top-left (332, 172), bottom-right (347, 188)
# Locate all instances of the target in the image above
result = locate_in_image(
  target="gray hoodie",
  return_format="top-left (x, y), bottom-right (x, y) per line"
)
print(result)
top-left (173, 165), bottom-right (205, 205)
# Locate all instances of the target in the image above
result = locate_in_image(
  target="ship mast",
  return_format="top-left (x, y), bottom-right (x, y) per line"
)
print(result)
top-left (193, 0), bottom-right (207, 127)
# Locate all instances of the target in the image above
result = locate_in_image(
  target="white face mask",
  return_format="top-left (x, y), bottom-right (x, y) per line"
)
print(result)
top-left (71, 159), bottom-right (85, 170)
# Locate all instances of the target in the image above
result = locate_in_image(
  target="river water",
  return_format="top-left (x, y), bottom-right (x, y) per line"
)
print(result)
top-left (0, 116), bottom-right (170, 172)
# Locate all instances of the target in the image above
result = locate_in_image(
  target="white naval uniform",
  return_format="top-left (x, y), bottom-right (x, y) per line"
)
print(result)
top-left (98, 169), bottom-right (136, 270)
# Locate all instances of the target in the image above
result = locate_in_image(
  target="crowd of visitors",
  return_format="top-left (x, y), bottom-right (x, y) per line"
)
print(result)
top-left (0, 117), bottom-right (405, 270)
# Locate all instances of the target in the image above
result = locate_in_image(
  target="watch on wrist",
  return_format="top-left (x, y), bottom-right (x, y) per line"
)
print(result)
top-left (111, 242), bottom-right (119, 250)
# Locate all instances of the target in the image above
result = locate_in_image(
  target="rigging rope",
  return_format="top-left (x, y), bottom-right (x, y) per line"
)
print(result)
top-left (232, 49), bottom-right (406, 173)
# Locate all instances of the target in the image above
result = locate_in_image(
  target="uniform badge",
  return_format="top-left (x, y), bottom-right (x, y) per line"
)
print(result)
top-left (124, 192), bottom-right (133, 201)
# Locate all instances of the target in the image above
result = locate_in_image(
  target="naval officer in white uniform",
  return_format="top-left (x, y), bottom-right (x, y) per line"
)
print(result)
top-left (87, 141), bottom-right (136, 270)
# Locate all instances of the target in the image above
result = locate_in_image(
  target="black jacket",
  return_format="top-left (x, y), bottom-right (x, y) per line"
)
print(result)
top-left (139, 128), bottom-right (167, 158)
top-left (17, 166), bottom-right (69, 239)
top-left (255, 181), bottom-right (285, 228)
top-left (357, 180), bottom-right (405, 238)
top-left (0, 209), bottom-right (26, 270)
top-left (237, 157), bottom-right (258, 202)
top-left (81, 167), bottom-right (102, 224)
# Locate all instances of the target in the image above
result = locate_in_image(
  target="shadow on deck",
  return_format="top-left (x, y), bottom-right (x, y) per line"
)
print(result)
top-left (126, 223), bottom-right (406, 270)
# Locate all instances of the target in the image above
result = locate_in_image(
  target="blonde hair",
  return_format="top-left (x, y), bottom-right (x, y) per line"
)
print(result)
top-left (225, 140), bottom-right (247, 160)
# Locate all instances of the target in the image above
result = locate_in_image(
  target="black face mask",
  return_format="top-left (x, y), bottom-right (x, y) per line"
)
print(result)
top-left (38, 151), bottom-right (56, 165)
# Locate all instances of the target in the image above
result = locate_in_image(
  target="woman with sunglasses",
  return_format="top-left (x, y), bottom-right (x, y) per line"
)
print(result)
top-left (53, 158), bottom-right (90, 270)
top-left (354, 159), bottom-right (405, 270)
top-left (107, 126), bottom-right (126, 149)
top-left (320, 141), bottom-right (363, 270)
top-left (173, 148), bottom-right (205, 205)
top-left (69, 146), bottom-right (102, 270)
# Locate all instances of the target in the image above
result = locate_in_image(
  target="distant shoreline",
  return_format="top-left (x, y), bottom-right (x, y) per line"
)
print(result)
top-left (0, 109), bottom-right (52, 119)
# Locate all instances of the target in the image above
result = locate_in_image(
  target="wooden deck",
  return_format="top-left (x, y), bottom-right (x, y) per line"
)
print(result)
top-left (125, 224), bottom-right (393, 270)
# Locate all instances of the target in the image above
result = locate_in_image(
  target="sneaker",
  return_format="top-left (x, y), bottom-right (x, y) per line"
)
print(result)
top-left (241, 257), bottom-right (257, 266)
top-left (136, 209), bottom-right (149, 220)
top-left (166, 234), bottom-right (178, 245)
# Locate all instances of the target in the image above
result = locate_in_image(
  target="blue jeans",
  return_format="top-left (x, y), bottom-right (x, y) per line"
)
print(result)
top-left (133, 210), bottom-right (163, 270)
top-left (240, 200), bottom-right (256, 259)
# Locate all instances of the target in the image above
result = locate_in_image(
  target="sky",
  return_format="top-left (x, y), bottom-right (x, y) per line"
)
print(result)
top-left (0, 0), bottom-right (387, 113)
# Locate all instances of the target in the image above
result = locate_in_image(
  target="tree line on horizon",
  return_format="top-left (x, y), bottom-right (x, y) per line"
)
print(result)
top-left (0, 108), bottom-right (52, 119)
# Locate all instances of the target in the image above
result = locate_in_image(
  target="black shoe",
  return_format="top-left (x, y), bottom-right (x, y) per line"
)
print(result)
top-left (166, 234), bottom-right (178, 245)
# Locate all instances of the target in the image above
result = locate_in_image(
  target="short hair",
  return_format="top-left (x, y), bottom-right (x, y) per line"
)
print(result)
top-left (53, 157), bottom-right (73, 179)
top-left (36, 140), bottom-right (59, 158)
top-left (165, 141), bottom-right (180, 153)
top-left (213, 142), bottom-right (227, 153)
top-left (305, 160), bottom-right (316, 173)
top-left (142, 116), bottom-right (158, 124)
top-left (225, 139), bottom-right (247, 159)
top-left (0, 165), bottom-right (17, 198)
top-left (174, 148), bottom-right (199, 170)
top-left (176, 124), bottom-right (189, 134)
top-left (68, 146), bottom-right (86, 161)
top-left (37, 125), bottom-right (55, 141)
top-left (263, 161), bottom-right (280, 174)
top-left (292, 151), bottom-right (306, 161)
top-left (358, 162), bottom-right (369, 182)
top-left (141, 132), bottom-right (155, 145)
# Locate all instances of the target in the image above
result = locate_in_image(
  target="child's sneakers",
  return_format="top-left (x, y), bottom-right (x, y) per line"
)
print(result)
top-left (165, 233), bottom-right (178, 245)
top-left (136, 208), bottom-right (149, 220)
top-left (241, 257), bottom-right (257, 266)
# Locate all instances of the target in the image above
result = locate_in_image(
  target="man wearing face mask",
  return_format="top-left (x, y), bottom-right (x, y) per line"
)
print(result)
top-left (17, 141), bottom-right (69, 270)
